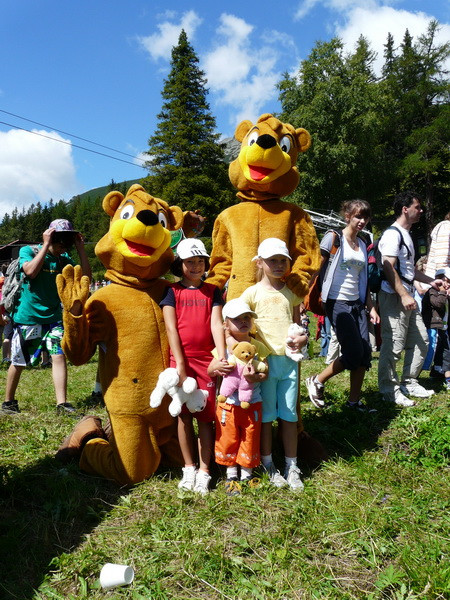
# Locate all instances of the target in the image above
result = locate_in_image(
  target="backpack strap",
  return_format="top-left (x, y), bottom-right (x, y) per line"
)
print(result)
top-left (385, 225), bottom-right (414, 285)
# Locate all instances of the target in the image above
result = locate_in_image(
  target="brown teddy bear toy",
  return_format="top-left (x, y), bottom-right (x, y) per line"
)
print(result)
top-left (217, 341), bottom-right (268, 409)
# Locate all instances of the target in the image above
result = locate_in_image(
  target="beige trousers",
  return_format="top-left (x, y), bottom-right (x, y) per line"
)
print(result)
top-left (378, 290), bottom-right (428, 394)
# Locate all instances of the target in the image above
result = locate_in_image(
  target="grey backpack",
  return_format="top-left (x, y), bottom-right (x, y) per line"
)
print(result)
top-left (1, 246), bottom-right (39, 314)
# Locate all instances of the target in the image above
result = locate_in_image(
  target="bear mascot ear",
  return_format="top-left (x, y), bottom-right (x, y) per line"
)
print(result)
top-left (102, 191), bottom-right (124, 217)
top-left (295, 127), bottom-right (311, 153)
top-left (234, 120), bottom-right (254, 142)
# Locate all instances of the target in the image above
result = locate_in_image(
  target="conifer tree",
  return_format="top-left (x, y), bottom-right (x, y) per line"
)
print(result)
top-left (143, 30), bottom-right (233, 234)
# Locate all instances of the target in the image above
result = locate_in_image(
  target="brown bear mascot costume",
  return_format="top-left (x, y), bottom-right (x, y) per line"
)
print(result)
top-left (56, 184), bottom-right (202, 485)
top-left (207, 114), bottom-right (326, 465)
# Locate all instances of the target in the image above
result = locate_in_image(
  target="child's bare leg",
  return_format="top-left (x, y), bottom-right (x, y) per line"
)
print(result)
top-left (280, 419), bottom-right (297, 459)
top-left (197, 420), bottom-right (214, 472)
top-left (178, 413), bottom-right (196, 466)
top-left (260, 422), bottom-right (273, 457)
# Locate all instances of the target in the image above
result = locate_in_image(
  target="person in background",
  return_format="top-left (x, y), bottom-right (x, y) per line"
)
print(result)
top-left (377, 192), bottom-right (447, 407)
top-left (2, 220), bottom-right (91, 414)
top-left (305, 199), bottom-right (379, 412)
top-left (421, 267), bottom-right (450, 389)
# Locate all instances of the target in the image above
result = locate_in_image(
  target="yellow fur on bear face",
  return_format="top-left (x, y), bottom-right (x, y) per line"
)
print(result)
top-left (229, 113), bottom-right (311, 199)
top-left (231, 341), bottom-right (256, 363)
top-left (95, 184), bottom-right (184, 281)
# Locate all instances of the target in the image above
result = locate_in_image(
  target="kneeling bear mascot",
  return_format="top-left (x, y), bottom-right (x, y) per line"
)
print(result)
top-left (56, 184), bottom-right (200, 485)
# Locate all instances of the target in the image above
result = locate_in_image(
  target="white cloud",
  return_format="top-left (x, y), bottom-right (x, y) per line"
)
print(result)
top-left (294, 1), bottom-right (450, 75)
top-left (203, 14), bottom-right (289, 127)
top-left (337, 6), bottom-right (450, 75)
top-left (0, 129), bottom-right (78, 219)
top-left (137, 10), bottom-right (203, 61)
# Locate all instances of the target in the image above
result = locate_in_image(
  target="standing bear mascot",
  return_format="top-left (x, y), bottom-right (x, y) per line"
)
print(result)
top-left (56, 184), bottom-right (203, 485)
top-left (206, 113), bottom-right (326, 465)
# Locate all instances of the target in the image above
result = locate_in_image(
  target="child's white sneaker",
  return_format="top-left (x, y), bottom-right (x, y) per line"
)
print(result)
top-left (178, 466), bottom-right (197, 491)
top-left (264, 463), bottom-right (288, 488)
top-left (194, 470), bottom-right (211, 495)
top-left (284, 465), bottom-right (304, 491)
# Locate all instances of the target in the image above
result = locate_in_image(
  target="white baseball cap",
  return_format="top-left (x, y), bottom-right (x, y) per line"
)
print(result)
top-left (252, 237), bottom-right (292, 261)
top-left (222, 298), bottom-right (257, 320)
top-left (435, 267), bottom-right (450, 279)
top-left (176, 238), bottom-right (209, 260)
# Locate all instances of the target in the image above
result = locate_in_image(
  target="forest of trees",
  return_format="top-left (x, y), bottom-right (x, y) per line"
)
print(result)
top-left (0, 22), bottom-right (448, 279)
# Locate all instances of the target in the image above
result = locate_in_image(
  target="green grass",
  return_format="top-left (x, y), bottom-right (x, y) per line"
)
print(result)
top-left (0, 343), bottom-right (449, 600)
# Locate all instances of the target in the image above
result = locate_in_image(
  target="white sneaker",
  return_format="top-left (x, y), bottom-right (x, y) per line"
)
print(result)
top-left (264, 463), bottom-right (288, 487)
top-left (305, 376), bottom-right (326, 408)
top-left (193, 470), bottom-right (211, 495)
top-left (400, 380), bottom-right (435, 398)
top-left (383, 390), bottom-right (415, 407)
top-left (178, 466), bottom-right (197, 491)
top-left (284, 465), bottom-right (304, 491)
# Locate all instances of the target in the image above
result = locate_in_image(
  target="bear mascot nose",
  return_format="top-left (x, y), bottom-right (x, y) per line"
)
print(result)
top-left (137, 210), bottom-right (159, 227)
top-left (256, 134), bottom-right (277, 150)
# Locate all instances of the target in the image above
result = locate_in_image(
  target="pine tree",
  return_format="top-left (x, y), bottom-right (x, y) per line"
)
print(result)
top-left (143, 30), bottom-right (233, 234)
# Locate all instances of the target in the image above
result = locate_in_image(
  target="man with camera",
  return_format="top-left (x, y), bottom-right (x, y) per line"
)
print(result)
top-left (2, 219), bottom-right (91, 415)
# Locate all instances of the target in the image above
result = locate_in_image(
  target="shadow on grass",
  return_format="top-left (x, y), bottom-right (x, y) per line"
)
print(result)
top-left (297, 390), bottom-right (401, 477)
top-left (0, 454), bottom-right (126, 600)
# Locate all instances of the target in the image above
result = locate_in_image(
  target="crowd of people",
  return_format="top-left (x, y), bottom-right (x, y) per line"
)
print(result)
top-left (0, 192), bottom-right (448, 496)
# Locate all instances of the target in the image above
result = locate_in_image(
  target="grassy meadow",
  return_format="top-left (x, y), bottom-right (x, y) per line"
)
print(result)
top-left (0, 338), bottom-right (449, 600)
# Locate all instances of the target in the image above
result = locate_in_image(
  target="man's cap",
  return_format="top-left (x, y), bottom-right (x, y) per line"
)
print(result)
top-left (222, 298), bottom-right (257, 320)
top-left (176, 238), bottom-right (209, 260)
top-left (49, 219), bottom-right (78, 233)
top-left (252, 237), bottom-right (292, 261)
top-left (435, 267), bottom-right (450, 279)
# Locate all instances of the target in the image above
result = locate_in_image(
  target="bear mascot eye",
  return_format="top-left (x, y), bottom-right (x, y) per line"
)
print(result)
top-left (120, 204), bottom-right (134, 220)
top-left (247, 131), bottom-right (258, 146)
top-left (279, 136), bottom-right (291, 153)
top-left (158, 212), bottom-right (168, 229)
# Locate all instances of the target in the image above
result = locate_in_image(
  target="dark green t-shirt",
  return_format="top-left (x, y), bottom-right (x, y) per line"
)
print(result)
top-left (13, 245), bottom-right (74, 325)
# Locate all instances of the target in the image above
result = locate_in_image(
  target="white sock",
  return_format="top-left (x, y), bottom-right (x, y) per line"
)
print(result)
top-left (314, 376), bottom-right (323, 387)
top-left (226, 466), bottom-right (238, 479)
top-left (93, 381), bottom-right (102, 393)
top-left (240, 466), bottom-right (252, 481)
top-left (184, 465), bottom-right (196, 472)
top-left (285, 456), bottom-right (297, 469)
top-left (261, 454), bottom-right (272, 467)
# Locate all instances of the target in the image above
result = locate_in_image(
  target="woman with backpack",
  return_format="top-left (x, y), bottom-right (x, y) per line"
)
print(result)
top-left (305, 199), bottom-right (379, 411)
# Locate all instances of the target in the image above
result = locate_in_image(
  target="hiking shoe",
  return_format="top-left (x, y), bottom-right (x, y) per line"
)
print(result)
top-left (305, 376), bottom-right (325, 408)
top-left (1, 400), bottom-right (20, 414)
top-left (346, 400), bottom-right (377, 413)
top-left (56, 402), bottom-right (78, 415)
top-left (400, 380), bottom-right (435, 398)
top-left (56, 415), bottom-right (106, 463)
top-left (383, 390), bottom-right (415, 407)
top-left (194, 470), bottom-right (211, 495)
top-left (178, 466), bottom-right (197, 491)
top-left (225, 477), bottom-right (241, 496)
top-left (263, 463), bottom-right (288, 488)
top-left (284, 465), bottom-right (304, 491)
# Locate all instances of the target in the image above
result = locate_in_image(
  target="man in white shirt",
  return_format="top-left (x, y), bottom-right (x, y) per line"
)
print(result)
top-left (378, 192), bottom-right (446, 406)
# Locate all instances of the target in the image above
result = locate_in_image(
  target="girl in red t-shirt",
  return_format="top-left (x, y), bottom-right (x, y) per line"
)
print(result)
top-left (160, 239), bottom-right (226, 494)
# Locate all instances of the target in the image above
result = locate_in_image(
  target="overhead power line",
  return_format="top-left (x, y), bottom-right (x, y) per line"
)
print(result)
top-left (0, 120), bottom-right (147, 169)
top-left (0, 108), bottom-right (144, 162)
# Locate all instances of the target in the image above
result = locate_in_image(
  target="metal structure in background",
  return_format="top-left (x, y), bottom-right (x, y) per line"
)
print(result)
top-left (305, 209), bottom-right (373, 243)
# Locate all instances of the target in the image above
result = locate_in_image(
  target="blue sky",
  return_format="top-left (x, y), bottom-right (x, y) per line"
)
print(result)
top-left (0, 0), bottom-right (448, 218)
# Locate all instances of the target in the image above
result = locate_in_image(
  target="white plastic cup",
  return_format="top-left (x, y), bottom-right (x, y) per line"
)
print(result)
top-left (99, 563), bottom-right (134, 590)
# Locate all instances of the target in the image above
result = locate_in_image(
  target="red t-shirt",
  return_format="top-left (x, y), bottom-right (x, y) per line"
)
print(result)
top-left (160, 282), bottom-right (222, 358)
